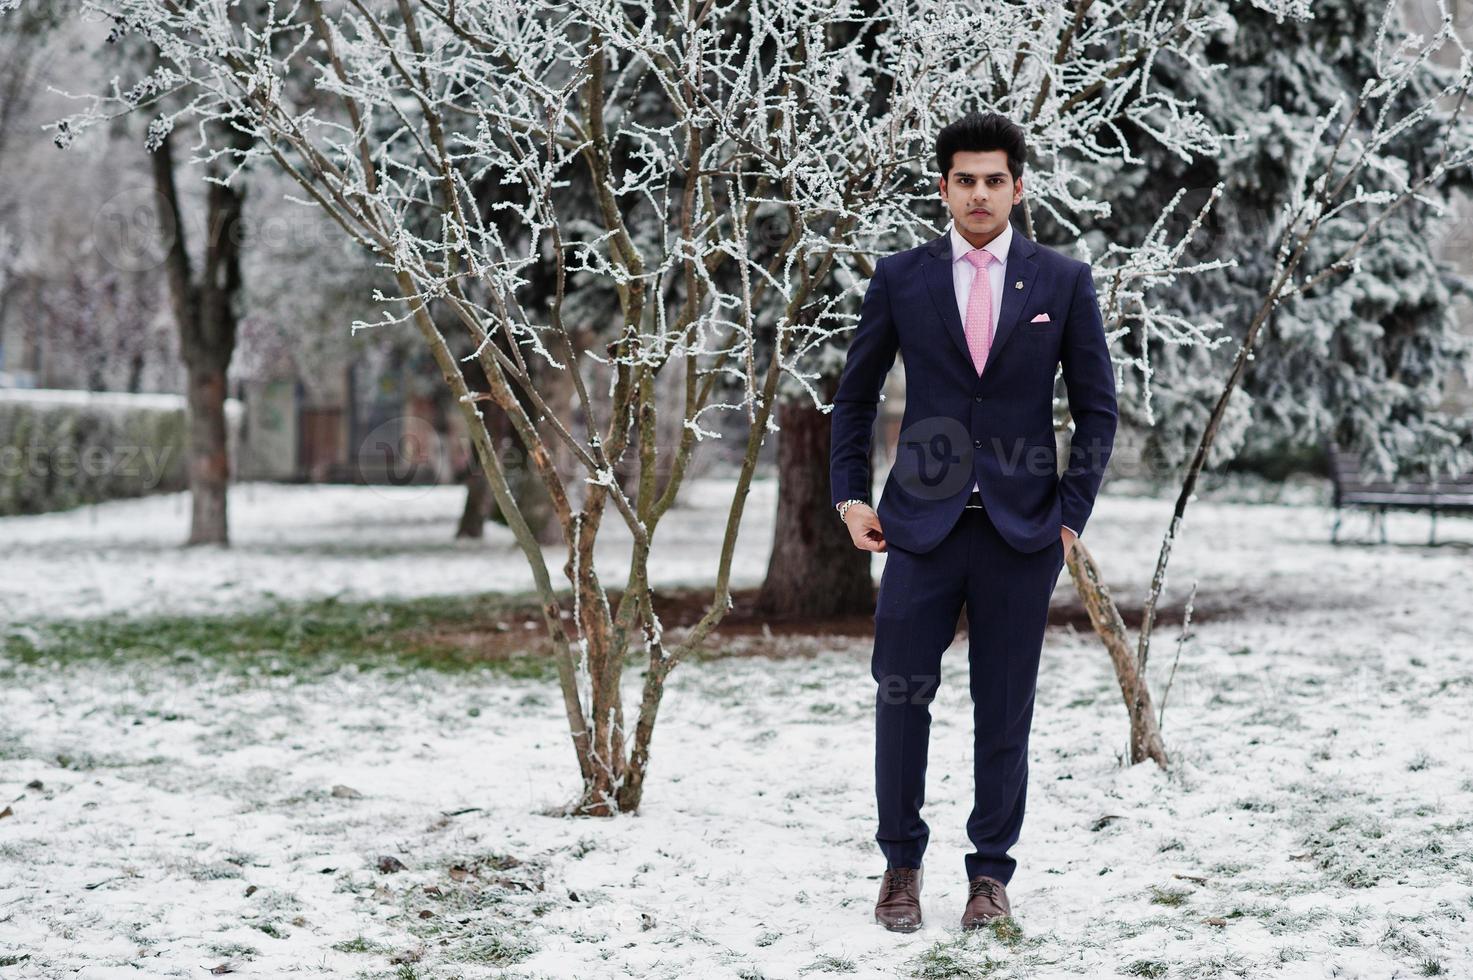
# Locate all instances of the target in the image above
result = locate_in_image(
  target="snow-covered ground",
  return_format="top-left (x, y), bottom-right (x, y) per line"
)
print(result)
top-left (2, 479), bottom-right (1472, 978)
top-left (0, 478), bottom-right (782, 626)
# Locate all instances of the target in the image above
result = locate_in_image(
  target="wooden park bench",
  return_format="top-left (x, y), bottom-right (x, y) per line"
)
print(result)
top-left (1327, 441), bottom-right (1473, 545)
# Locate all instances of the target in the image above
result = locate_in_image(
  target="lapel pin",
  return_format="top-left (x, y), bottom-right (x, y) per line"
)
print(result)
top-left (1014, 280), bottom-right (1023, 289)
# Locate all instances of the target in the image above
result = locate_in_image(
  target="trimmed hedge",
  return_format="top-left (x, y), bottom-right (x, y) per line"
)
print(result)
top-left (0, 389), bottom-right (203, 516)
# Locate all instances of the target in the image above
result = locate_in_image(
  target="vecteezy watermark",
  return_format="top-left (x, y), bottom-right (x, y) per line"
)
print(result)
top-left (354, 415), bottom-right (449, 499)
top-left (889, 417), bottom-right (976, 501)
top-left (353, 416), bottom-right (534, 500)
top-left (888, 417), bottom-right (1109, 501)
top-left (0, 442), bottom-right (179, 487)
top-left (92, 187), bottom-right (178, 274)
top-left (875, 671), bottom-right (943, 706)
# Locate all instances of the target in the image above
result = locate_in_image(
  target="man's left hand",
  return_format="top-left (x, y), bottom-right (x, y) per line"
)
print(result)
top-left (1061, 525), bottom-right (1077, 559)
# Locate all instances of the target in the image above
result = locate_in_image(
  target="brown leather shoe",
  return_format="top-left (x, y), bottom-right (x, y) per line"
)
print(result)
top-left (874, 865), bottom-right (923, 932)
top-left (960, 874), bottom-right (1012, 929)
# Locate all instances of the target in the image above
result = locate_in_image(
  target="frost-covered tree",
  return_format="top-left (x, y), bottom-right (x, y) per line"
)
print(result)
top-left (1074, 0), bottom-right (1473, 483)
top-left (33, 0), bottom-right (1274, 810)
top-left (38, 0), bottom-right (1437, 805)
top-left (1072, 0), bottom-right (1473, 765)
top-left (32, 14), bottom-right (262, 544)
top-left (38, 0), bottom-right (955, 813)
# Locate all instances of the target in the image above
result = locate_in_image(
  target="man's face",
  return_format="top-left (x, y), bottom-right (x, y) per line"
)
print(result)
top-left (940, 149), bottom-right (1023, 241)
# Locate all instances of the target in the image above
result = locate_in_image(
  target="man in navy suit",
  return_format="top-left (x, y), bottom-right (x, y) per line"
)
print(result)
top-left (829, 112), bottom-right (1117, 933)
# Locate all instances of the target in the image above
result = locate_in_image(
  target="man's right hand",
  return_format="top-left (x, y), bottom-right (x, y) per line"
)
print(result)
top-left (843, 502), bottom-right (886, 552)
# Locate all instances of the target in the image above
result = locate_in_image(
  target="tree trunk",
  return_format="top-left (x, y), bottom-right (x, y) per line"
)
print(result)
top-left (185, 364), bottom-right (230, 545)
top-left (757, 378), bottom-right (875, 618)
top-left (152, 125), bottom-right (248, 548)
top-left (463, 340), bottom-right (563, 546)
top-left (1065, 541), bottom-right (1169, 766)
top-left (457, 466), bottom-right (491, 539)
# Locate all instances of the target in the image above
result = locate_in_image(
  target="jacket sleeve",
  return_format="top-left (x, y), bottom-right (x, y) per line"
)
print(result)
top-left (1057, 261), bottom-right (1118, 538)
top-left (829, 256), bottom-right (900, 509)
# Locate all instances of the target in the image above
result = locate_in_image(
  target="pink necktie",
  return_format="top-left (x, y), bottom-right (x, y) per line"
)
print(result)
top-left (963, 249), bottom-right (995, 374)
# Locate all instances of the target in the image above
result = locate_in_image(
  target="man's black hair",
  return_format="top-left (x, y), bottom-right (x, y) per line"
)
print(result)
top-left (936, 112), bottom-right (1027, 183)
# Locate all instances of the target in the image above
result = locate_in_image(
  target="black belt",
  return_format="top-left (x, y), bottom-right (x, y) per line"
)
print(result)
top-left (964, 490), bottom-right (985, 509)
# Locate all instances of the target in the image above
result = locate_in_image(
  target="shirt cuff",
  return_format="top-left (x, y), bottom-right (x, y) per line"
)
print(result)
top-left (1061, 524), bottom-right (1079, 537)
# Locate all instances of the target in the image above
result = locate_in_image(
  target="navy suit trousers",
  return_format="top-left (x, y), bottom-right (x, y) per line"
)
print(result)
top-left (871, 494), bottom-right (1066, 884)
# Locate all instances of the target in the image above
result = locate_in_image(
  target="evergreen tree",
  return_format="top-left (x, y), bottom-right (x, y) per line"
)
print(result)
top-left (1063, 0), bottom-right (1473, 482)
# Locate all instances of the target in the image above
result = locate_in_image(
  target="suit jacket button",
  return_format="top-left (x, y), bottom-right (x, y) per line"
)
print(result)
top-left (974, 394), bottom-right (984, 402)
top-left (973, 439), bottom-right (983, 449)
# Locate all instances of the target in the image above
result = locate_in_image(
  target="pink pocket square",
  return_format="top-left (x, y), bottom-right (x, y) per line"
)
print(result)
top-left (1029, 313), bottom-right (1051, 323)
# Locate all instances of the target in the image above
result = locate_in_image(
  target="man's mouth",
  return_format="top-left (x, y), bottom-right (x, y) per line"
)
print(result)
top-left (970, 209), bottom-right (990, 215)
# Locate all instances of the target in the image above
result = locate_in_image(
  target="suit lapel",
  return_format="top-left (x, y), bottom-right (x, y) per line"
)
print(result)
top-left (984, 233), bottom-right (1038, 381)
top-left (922, 226), bottom-right (1040, 379)
top-left (923, 235), bottom-right (972, 369)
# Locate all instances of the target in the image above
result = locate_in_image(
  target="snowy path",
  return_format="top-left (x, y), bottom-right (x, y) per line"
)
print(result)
top-left (2, 482), bottom-right (1472, 977)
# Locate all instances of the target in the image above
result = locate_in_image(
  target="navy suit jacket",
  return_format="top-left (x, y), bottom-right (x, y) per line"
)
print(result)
top-left (829, 226), bottom-right (1118, 555)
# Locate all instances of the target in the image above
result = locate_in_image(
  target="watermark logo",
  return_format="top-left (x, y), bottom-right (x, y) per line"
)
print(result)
top-left (890, 416), bottom-right (974, 501)
top-left (93, 188), bottom-right (177, 273)
top-left (354, 415), bottom-right (448, 499)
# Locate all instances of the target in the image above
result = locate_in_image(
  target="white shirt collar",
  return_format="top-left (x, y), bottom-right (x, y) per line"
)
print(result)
top-left (949, 216), bottom-right (1012, 269)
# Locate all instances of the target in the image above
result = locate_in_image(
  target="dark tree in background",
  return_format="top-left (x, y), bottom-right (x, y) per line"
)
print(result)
top-left (757, 371), bottom-right (875, 618)
top-left (757, 0), bottom-right (895, 620)
top-left (1068, 0), bottom-right (1473, 481)
top-left (152, 124), bottom-right (251, 546)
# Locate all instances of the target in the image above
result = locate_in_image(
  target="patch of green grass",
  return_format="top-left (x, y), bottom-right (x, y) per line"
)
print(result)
top-left (1124, 961), bottom-right (1168, 979)
top-left (1300, 810), bottom-right (1388, 888)
top-left (800, 953), bottom-right (857, 974)
top-left (332, 935), bottom-right (393, 955)
top-left (180, 859), bottom-right (245, 881)
top-left (1, 592), bottom-right (566, 679)
top-left (909, 938), bottom-right (1007, 979)
top-left (977, 915), bottom-right (1024, 946)
top-left (448, 931), bottom-right (536, 964)
top-left (52, 750), bottom-right (167, 771)
top-left (1263, 907), bottom-right (1331, 936)
top-left (1149, 885), bottom-right (1193, 907)
top-left (1274, 945), bottom-right (1309, 965)
top-left (1178, 951), bottom-right (1249, 978)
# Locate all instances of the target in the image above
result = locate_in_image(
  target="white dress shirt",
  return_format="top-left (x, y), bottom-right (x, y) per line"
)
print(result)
top-left (949, 219), bottom-right (1077, 539)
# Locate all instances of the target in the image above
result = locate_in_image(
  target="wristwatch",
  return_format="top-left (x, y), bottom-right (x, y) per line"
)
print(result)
top-left (836, 498), bottom-right (868, 524)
